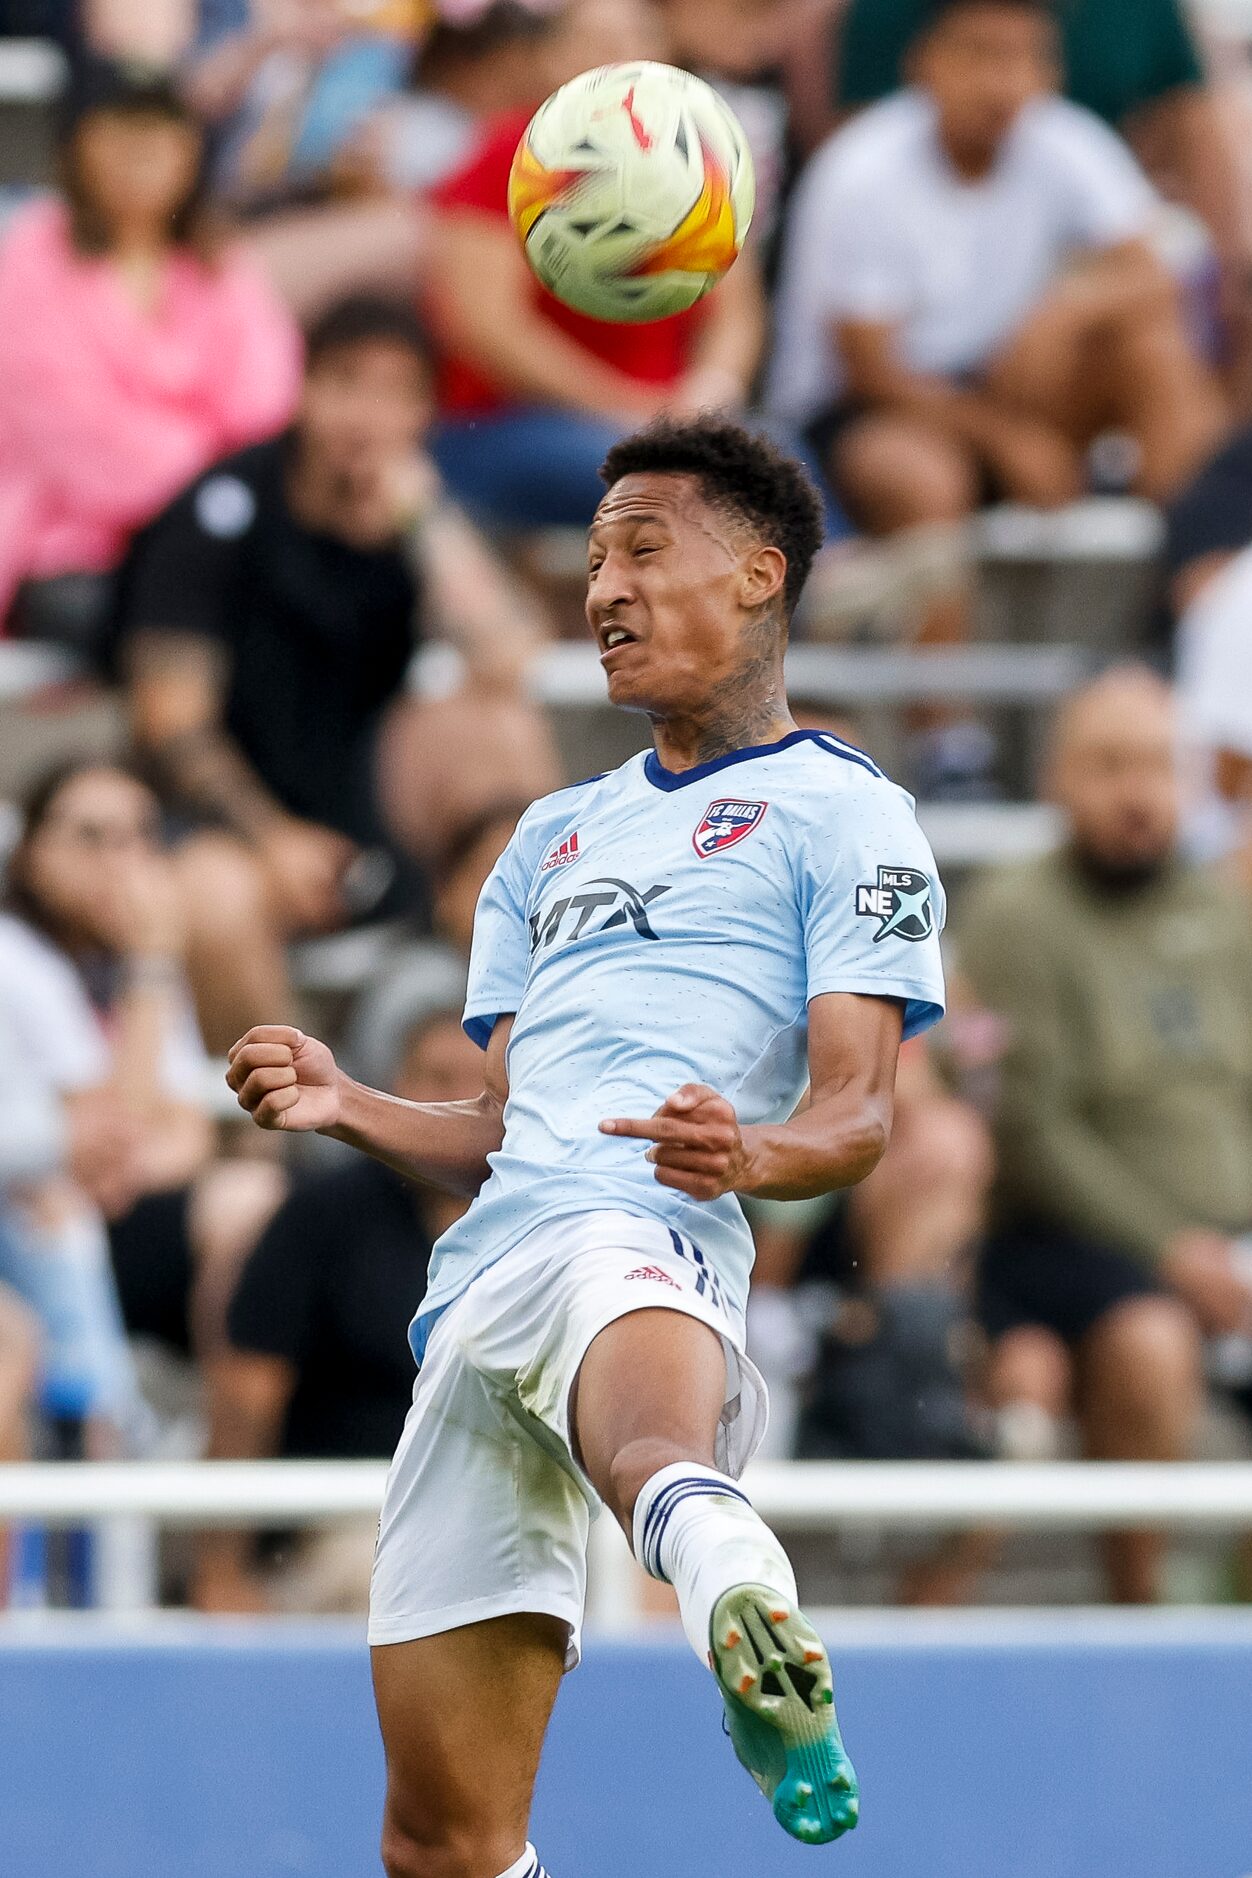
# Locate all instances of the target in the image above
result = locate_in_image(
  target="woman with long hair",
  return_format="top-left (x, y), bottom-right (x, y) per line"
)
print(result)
top-left (0, 60), bottom-right (301, 651)
top-left (0, 758), bottom-right (284, 1467)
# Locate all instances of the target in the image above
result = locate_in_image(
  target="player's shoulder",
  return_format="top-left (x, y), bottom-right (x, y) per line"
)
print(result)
top-left (506, 766), bottom-right (621, 861)
top-left (776, 728), bottom-right (910, 810)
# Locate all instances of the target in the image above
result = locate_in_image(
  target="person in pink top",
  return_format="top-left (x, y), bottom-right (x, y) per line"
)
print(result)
top-left (0, 61), bottom-right (302, 654)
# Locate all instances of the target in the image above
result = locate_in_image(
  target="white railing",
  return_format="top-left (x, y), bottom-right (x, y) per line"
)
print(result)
top-left (2, 1460), bottom-right (1251, 1621)
top-left (2, 1458), bottom-right (1251, 1527)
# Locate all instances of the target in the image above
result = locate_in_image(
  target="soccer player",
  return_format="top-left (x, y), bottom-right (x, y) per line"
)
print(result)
top-left (226, 417), bottom-right (946, 1874)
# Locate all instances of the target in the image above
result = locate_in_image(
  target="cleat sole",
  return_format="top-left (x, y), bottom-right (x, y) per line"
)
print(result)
top-left (710, 1584), bottom-right (859, 1847)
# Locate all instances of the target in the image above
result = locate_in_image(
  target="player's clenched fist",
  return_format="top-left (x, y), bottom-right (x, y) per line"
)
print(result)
top-left (600, 1083), bottom-right (754, 1201)
top-left (226, 1025), bottom-right (341, 1132)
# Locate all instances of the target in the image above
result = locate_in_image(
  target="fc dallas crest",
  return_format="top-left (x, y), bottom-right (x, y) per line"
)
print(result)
top-left (693, 798), bottom-right (768, 858)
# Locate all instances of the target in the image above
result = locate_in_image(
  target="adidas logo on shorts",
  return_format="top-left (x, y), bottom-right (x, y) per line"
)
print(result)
top-left (625, 1264), bottom-right (680, 1287)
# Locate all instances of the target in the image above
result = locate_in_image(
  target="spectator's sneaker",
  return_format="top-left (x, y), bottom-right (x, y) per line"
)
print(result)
top-left (710, 1583), bottom-right (859, 1845)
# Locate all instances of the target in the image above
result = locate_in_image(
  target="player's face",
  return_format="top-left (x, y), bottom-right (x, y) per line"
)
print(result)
top-left (299, 339), bottom-right (432, 479)
top-left (913, 5), bottom-right (1058, 163)
top-left (586, 473), bottom-right (776, 718)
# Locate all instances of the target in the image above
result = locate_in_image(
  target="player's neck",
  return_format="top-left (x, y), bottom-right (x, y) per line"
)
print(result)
top-left (651, 692), bottom-right (796, 775)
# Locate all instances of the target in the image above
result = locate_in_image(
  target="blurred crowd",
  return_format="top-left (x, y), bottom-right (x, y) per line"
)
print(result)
top-left (3, 0), bottom-right (1252, 1613)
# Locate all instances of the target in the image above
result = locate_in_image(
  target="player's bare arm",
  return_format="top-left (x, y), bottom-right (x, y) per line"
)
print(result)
top-left (226, 1017), bottom-right (511, 1197)
top-left (600, 990), bottom-right (902, 1202)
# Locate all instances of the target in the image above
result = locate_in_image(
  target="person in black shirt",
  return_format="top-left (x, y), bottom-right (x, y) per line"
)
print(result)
top-left (193, 1004), bottom-right (484, 1613)
top-left (114, 294), bottom-right (559, 1049)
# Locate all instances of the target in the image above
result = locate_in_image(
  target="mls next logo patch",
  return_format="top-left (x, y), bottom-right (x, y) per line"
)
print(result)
top-left (693, 799), bottom-right (768, 859)
top-left (855, 866), bottom-right (934, 943)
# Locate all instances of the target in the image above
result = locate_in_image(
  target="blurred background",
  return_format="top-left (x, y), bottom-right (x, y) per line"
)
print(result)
top-left (0, 0), bottom-right (1251, 1872)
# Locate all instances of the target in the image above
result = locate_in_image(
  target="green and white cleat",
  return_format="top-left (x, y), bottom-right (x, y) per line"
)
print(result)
top-left (709, 1583), bottom-right (859, 1846)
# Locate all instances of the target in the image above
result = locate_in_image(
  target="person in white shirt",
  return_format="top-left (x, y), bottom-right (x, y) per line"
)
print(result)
top-left (0, 759), bottom-right (284, 1446)
top-left (768, 0), bottom-right (1226, 644)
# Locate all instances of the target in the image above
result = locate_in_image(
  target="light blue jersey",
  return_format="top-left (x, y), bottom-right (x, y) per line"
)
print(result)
top-left (410, 728), bottom-right (946, 1362)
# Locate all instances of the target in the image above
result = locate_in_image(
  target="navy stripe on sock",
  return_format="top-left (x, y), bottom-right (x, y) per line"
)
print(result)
top-left (642, 1475), bottom-right (750, 1569)
top-left (646, 1483), bottom-right (751, 1578)
top-left (641, 1476), bottom-right (751, 1579)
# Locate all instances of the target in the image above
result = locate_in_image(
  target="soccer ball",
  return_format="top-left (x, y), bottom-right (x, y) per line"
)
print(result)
top-left (508, 61), bottom-right (755, 324)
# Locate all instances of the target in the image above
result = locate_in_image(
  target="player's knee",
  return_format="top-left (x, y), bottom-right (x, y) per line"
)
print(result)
top-left (606, 1435), bottom-right (697, 1529)
top-left (380, 1818), bottom-right (519, 1878)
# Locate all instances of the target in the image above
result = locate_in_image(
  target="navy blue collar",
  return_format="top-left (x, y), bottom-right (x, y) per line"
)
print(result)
top-left (643, 727), bottom-right (823, 792)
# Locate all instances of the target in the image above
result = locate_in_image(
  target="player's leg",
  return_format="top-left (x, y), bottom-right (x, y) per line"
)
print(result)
top-left (368, 1276), bottom-right (589, 1878)
top-left (572, 1307), bottom-right (858, 1846)
top-left (373, 1616), bottom-right (564, 1878)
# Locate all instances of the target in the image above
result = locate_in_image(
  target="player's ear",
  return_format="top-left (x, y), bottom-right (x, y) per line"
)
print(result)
top-left (739, 545), bottom-right (787, 614)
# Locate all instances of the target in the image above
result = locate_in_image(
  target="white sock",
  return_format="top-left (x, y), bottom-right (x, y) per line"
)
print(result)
top-left (496, 1848), bottom-right (549, 1878)
top-left (631, 1462), bottom-right (798, 1662)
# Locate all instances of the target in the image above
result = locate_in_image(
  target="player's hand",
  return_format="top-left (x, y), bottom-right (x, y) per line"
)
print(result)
top-left (226, 1025), bottom-right (342, 1133)
top-left (599, 1083), bottom-right (754, 1201)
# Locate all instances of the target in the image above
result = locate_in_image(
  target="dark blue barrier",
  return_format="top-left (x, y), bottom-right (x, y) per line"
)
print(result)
top-left (2, 1610), bottom-right (1250, 1877)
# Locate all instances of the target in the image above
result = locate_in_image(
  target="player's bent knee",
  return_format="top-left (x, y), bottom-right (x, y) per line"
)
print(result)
top-left (381, 1819), bottom-right (522, 1878)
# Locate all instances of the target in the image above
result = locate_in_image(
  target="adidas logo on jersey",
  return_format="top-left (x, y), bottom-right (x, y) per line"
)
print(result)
top-left (540, 832), bottom-right (580, 873)
top-left (624, 1264), bottom-right (681, 1287)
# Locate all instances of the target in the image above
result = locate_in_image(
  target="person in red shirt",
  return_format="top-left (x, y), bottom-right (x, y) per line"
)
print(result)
top-left (423, 4), bottom-right (766, 528)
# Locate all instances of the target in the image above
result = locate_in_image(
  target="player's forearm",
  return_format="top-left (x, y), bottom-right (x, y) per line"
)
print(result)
top-left (736, 1095), bottom-right (892, 1201)
top-left (323, 1077), bottom-right (504, 1197)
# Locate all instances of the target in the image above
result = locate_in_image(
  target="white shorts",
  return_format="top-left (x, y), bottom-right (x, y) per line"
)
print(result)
top-left (368, 1210), bottom-right (768, 1667)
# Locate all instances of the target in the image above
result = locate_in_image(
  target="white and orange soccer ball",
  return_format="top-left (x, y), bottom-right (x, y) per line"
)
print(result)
top-left (507, 61), bottom-right (755, 324)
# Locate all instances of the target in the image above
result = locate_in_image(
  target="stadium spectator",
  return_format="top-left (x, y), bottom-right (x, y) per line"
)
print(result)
top-left (0, 1262), bottom-right (39, 1603)
top-left (767, 0), bottom-right (1228, 648)
top-left (0, 60), bottom-right (301, 653)
top-left (824, 0), bottom-right (1252, 399)
top-left (0, 759), bottom-right (286, 1390)
top-left (425, 0), bottom-right (767, 529)
top-left (748, 1038), bottom-right (991, 1466)
top-left (365, 1), bottom-right (558, 195)
top-left (342, 801), bottom-right (524, 1084)
top-left (958, 667), bottom-right (1252, 1603)
top-left (193, 1006), bottom-right (483, 1613)
top-left (114, 294), bottom-right (560, 1051)
top-left (180, 0), bottom-right (421, 216)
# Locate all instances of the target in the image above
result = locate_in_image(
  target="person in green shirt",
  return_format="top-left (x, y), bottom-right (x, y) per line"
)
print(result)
top-left (826, 0), bottom-right (1252, 397)
top-left (958, 665), bottom-right (1252, 1601)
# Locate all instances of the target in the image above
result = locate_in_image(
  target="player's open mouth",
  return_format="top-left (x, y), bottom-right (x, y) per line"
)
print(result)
top-left (599, 626), bottom-right (642, 665)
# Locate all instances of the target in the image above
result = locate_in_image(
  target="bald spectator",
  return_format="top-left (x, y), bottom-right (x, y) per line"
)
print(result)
top-left (958, 668), bottom-right (1252, 1603)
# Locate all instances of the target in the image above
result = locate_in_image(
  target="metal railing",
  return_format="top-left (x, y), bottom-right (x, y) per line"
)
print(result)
top-left (2, 1459), bottom-right (1250, 1621)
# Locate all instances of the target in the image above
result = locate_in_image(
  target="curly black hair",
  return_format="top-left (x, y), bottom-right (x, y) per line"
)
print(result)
top-left (599, 416), bottom-right (825, 618)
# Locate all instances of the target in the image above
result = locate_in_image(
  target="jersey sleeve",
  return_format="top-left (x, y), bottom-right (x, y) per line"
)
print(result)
top-left (799, 778), bottom-right (946, 1040)
top-left (461, 819), bottom-right (538, 1050)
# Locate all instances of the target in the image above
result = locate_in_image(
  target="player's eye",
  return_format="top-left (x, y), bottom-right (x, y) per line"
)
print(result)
top-left (632, 545), bottom-right (658, 558)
